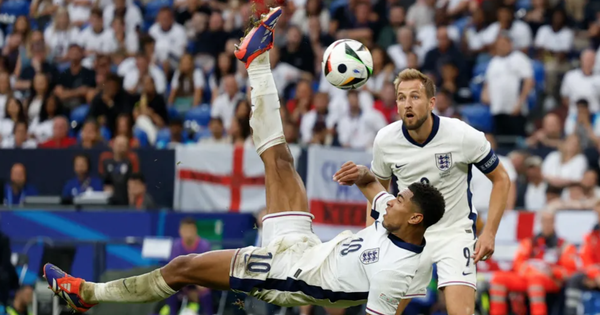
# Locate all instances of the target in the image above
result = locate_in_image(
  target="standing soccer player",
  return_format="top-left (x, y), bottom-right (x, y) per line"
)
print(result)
top-left (368, 69), bottom-right (511, 315)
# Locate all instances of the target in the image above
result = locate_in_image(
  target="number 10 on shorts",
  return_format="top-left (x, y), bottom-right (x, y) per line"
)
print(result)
top-left (245, 252), bottom-right (273, 274)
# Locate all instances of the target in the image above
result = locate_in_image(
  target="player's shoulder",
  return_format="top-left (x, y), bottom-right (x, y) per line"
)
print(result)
top-left (373, 120), bottom-right (404, 146)
top-left (438, 116), bottom-right (480, 138)
top-left (563, 68), bottom-right (581, 79)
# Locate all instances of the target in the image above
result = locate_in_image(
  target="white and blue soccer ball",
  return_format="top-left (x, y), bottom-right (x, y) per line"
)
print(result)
top-left (322, 39), bottom-right (374, 90)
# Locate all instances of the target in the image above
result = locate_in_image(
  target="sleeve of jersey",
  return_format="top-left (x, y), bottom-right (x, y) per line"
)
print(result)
top-left (463, 126), bottom-right (499, 174)
top-left (366, 271), bottom-right (411, 315)
top-left (370, 191), bottom-right (395, 222)
top-left (371, 135), bottom-right (392, 180)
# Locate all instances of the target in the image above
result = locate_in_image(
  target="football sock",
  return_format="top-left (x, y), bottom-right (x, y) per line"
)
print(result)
top-left (81, 269), bottom-right (176, 304)
top-left (247, 52), bottom-right (285, 156)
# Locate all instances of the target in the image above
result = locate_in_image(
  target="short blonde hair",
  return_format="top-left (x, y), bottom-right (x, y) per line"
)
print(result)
top-left (393, 68), bottom-right (436, 99)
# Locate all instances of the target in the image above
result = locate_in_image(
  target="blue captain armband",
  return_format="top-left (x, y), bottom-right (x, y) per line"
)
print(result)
top-left (474, 149), bottom-right (499, 174)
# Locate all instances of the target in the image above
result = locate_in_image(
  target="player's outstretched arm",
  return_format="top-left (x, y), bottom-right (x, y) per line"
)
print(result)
top-left (333, 161), bottom-right (386, 204)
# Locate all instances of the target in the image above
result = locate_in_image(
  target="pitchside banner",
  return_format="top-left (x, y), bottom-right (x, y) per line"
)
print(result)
top-left (174, 144), bottom-right (301, 212)
top-left (306, 145), bottom-right (373, 240)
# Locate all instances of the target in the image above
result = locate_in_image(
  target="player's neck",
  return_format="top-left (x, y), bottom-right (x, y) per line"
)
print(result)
top-left (407, 116), bottom-right (434, 144)
top-left (392, 228), bottom-right (424, 247)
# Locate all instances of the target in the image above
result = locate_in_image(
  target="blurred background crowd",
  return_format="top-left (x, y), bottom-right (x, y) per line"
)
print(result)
top-left (1, 0), bottom-right (600, 313)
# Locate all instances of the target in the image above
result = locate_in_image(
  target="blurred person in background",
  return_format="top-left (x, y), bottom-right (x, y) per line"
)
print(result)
top-left (518, 155), bottom-right (549, 211)
top-left (192, 10), bottom-right (228, 60)
top-left (482, 5), bottom-right (532, 52)
top-left (542, 134), bottom-right (587, 188)
top-left (66, 0), bottom-right (93, 27)
top-left (157, 118), bottom-right (185, 149)
top-left (164, 218), bottom-right (213, 315)
top-left (110, 114), bottom-right (140, 149)
top-left (62, 154), bottom-right (103, 198)
top-left (74, 119), bottom-right (107, 149)
top-left (43, 8), bottom-right (80, 63)
top-left (364, 46), bottom-right (395, 98)
top-left (269, 46), bottom-right (304, 98)
top-left (287, 79), bottom-right (314, 125)
top-left (168, 53), bottom-right (205, 112)
top-left (29, 95), bottom-right (65, 143)
top-left (523, 0), bottom-right (551, 36)
top-left (134, 75), bottom-right (168, 144)
top-left (4, 33), bottom-right (23, 74)
top-left (439, 62), bottom-right (471, 104)
top-left (54, 44), bottom-right (96, 108)
top-left (336, 90), bottom-right (387, 150)
top-left (290, 0), bottom-right (330, 35)
top-left (373, 82), bottom-right (399, 123)
top-left (88, 73), bottom-right (134, 136)
top-left (564, 200), bottom-right (600, 315)
top-left (118, 36), bottom-right (160, 76)
top-left (39, 116), bottom-right (76, 148)
top-left (25, 73), bottom-right (52, 122)
top-left (211, 75), bottom-right (244, 130)
top-left (234, 100), bottom-right (251, 121)
top-left (1, 121), bottom-right (37, 149)
top-left (149, 7), bottom-right (187, 73)
top-left (0, 98), bottom-right (27, 140)
top-left (280, 25), bottom-right (315, 74)
top-left (561, 50), bottom-right (600, 120)
top-left (284, 121), bottom-right (299, 144)
top-left (76, 9), bottom-right (113, 57)
top-left (127, 173), bottom-right (156, 210)
top-left (105, 17), bottom-right (139, 56)
top-left (3, 163), bottom-right (38, 206)
top-left (432, 88), bottom-right (456, 118)
top-left (482, 32), bottom-right (534, 137)
top-left (6, 285), bottom-right (33, 315)
top-left (300, 92), bottom-right (336, 144)
top-left (489, 210), bottom-right (577, 315)
top-left (535, 8), bottom-right (573, 95)
top-left (14, 36), bottom-right (57, 94)
top-left (199, 117), bottom-right (229, 144)
top-left (99, 135), bottom-right (139, 205)
top-left (376, 5), bottom-right (405, 49)
top-left (0, 72), bottom-right (11, 119)
top-left (208, 52), bottom-right (236, 101)
top-left (387, 27), bottom-right (420, 71)
top-left (527, 112), bottom-right (563, 158)
top-left (422, 26), bottom-right (466, 83)
top-left (123, 53), bottom-right (166, 95)
top-left (472, 134), bottom-right (517, 213)
top-left (566, 99), bottom-right (600, 151)
top-left (102, 0), bottom-right (142, 33)
top-left (229, 117), bottom-right (252, 147)
top-left (464, 6), bottom-right (489, 56)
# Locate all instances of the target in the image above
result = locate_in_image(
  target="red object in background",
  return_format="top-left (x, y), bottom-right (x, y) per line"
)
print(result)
top-left (251, 0), bottom-right (285, 17)
top-left (39, 137), bottom-right (77, 148)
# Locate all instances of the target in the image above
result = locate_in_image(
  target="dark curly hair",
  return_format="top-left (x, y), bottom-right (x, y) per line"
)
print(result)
top-left (407, 182), bottom-right (445, 229)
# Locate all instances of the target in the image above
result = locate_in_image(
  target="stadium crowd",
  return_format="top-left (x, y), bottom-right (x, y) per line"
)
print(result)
top-left (2, 0), bottom-right (600, 313)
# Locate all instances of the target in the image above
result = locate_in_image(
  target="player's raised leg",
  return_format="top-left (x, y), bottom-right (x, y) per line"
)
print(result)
top-left (235, 7), bottom-right (308, 216)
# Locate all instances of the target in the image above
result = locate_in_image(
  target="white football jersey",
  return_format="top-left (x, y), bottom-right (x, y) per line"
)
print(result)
top-left (371, 115), bottom-right (499, 235)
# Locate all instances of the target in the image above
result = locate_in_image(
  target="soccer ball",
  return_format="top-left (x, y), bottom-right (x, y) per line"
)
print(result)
top-left (322, 39), bottom-right (373, 90)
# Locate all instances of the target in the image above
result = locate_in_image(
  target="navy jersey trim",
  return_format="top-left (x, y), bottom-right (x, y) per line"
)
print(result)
top-left (467, 165), bottom-right (477, 239)
top-left (474, 149), bottom-right (499, 174)
top-left (366, 307), bottom-right (386, 315)
top-left (387, 234), bottom-right (425, 254)
top-left (372, 169), bottom-right (392, 180)
top-left (230, 277), bottom-right (369, 302)
top-left (401, 114), bottom-right (440, 148)
top-left (370, 192), bottom-right (387, 220)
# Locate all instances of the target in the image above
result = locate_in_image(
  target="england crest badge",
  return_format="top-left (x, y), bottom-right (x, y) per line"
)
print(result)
top-left (435, 153), bottom-right (453, 171)
top-left (360, 248), bottom-right (380, 265)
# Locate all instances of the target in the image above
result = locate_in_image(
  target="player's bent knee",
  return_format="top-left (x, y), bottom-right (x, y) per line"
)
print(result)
top-left (443, 286), bottom-right (476, 315)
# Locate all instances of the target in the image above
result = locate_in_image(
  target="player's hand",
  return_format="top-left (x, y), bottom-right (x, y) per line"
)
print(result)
top-left (333, 161), bottom-right (363, 186)
top-left (473, 230), bottom-right (495, 263)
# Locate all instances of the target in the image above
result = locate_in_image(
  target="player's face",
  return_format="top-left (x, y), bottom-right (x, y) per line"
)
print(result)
top-left (382, 189), bottom-right (423, 232)
top-left (396, 80), bottom-right (434, 130)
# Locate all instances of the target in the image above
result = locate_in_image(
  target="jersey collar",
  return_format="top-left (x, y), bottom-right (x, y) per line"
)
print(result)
top-left (401, 113), bottom-right (440, 148)
top-left (387, 234), bottom-right (425, 254)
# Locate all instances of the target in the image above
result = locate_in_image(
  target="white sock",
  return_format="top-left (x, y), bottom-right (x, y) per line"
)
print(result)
top-left (82, 269), bottom-right (176, 304)
top-left (247, 52), bottom-right (285, 156)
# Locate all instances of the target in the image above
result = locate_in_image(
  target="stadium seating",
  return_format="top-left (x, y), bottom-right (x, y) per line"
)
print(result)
top-left (459, 104), bottom-right (493, 133)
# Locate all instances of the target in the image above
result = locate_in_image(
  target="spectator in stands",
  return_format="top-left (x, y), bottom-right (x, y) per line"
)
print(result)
top-left (287, 80), bottom-right (314, 124)
top-left (39, 116), bottom-right (77, 148)
top-left (127, 173), bottom-right (156, 210)
top-left (483, 5), bottom-right (533, 52)
top-left (1, 121), bottom-right (37, 149)
top-left (26, 74), bottom-right (51, 122)
top-left (373, 82), bottom-right (398, 123)
top-left (102, 0), bottom-right (142, 33)
top-left (364, 47), bottom-right (394, 98)
top-left (3, 163), bottom-right (38, 206)
top-left (123, 53), bottom-right (167, 95)
top-left (376, 5), bottom-right (405, 49)
top-left (74, 120), bottom-right (107, 149)
top-left (0, 72), bottom-right (11, 119)
top-left (43, 8), bottom-right (79, 63)
top-left (199, 117), bottom-right (229, 144)
top-left (54, 44), bottom-right (96, 109)
top-left (4, 34), bottom-right (23, 74)
top-left (300, 92), bottom-right (336, 144)
top-left (564, 200), bottom-right (600, 315)
top-left (269, 46), bottom-right (304, 98)
top-left (168, 53), bottom-right (205, 111)
top-left (117, 35), bottom-right (159, 76)
top-left (519, 155), bottom-right (549, 211)
top-left (229, 117), bottom-right (252, 147)
top-left (482, 32), bottom-right (534, 137)
top-left (99, 135), bottom-right (139, 205)
top-left (464, 7), bottom-right (488, 56)
top-left (62, 154), bottom-right (103, 198)
top-left (66, 0), bottom-right (93, 27)
top-left (336, 1), bottom-right (379, 45)
top-left (387, 27), bottom-right (419, 71)
top-left (527, 112), bottom-right (563, 158)
top-left (14, 37), bottom-right (58, 94)
top-left (291, 0), bottom-right (330, 36)
top-left (549, 169), bottom-right (600, 210)
top-left (523, 0), bottom-right (551, 36)
top-left (6, 285), bottom-right (33, 315)
top-left (164, 218), bottom-right (213, 315)
top-left (88, 73), bottom-right (133, 136)
top-left (336, 90), bottom-right (387, 149)
top-left (133, 76), bottom-right (168, 144)
top-left (542, 134), bottom-right (588, 188)
top-left (110, 114), bottom-right (140, 149)
top-left (211, 75), bottom-right (244, 130)
top-left (280, 25), bottom-right (315, 74)
top-left (234, 100), bottom-right (251, 121)
top-left (105, 17), bottom-right (139, 56)
top-left (431, 88), bottom-right (456, 118)
top-left (472, 134), bottom-right (518, 212)
top-left (307, 16), bottom-right (335, 60)
top-left (29, 95), bottom-right (65, 143)
top-left (422, 26), bottom-right (467, 83)
top-left (536, 8), bottom-right (573, 95)
top-left (567, 99), bottom-right (600, 152)
top-left (193, 10), bottom-right (228, 60)
top-left (489, 210), bottom-right (577, 315)
top-left (157, 118), bottom-right (185, 149)
top-left (0, 98), bottom-right (26, 140)
top-left (284, 121), bottom-right (299, 144)
top-left (149, 7), bottom-right (187, 72)
top-left (561, 50), bottom-right (600, 118)
top-left (77, 9), bottom-right (113, 58)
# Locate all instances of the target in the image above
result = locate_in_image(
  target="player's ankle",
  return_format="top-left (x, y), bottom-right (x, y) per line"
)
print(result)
top-left (247, 52), bottom-right (270, 72)
top-left (80, 281), bottom-right (98, 304)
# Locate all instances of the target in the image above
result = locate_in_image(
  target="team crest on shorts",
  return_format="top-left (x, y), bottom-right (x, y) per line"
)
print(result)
top-left (360, 248), bottom-right (380, 264)
top-left (435, 153), bottom-right (453, 171)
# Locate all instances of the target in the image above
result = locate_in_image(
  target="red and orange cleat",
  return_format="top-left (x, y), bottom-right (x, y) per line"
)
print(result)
top-left (44, 263), bottom-right (97, 313)
top-left (234, 6), bottom-right (282, 68)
